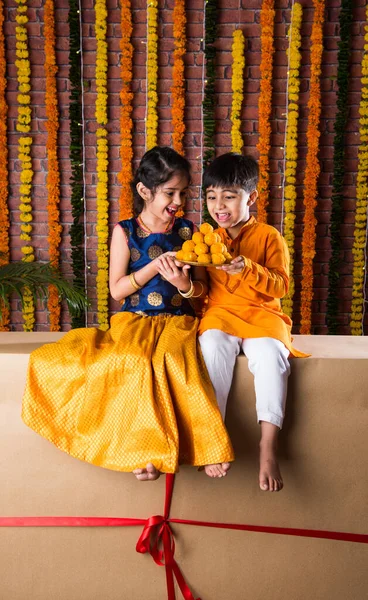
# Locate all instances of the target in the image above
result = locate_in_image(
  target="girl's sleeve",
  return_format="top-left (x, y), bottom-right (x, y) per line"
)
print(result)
top-left (241, 233), bottom-right (289, 299)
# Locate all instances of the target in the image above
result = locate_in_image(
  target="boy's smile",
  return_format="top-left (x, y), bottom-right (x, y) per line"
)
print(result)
top-left (206, 186), bottom-right (257, 238)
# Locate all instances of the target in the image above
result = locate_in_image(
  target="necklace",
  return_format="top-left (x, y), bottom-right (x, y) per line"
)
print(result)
top-left (137, 214), bottom-right (173, 233)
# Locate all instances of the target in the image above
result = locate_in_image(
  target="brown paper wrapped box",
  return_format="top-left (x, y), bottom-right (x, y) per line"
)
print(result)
top-left (1, 333), bottom-right (367, 600)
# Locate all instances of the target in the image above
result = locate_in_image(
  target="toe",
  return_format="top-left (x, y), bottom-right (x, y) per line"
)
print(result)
top-left (260, 476), bottom-right (269, 491)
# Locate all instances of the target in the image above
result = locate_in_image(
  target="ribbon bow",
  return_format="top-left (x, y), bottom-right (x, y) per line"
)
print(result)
top-left (136, 474), bottom-right (200, 600)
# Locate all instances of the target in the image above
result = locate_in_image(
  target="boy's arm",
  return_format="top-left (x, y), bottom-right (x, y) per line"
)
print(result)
top-left (220, 233), bottom-right (289, 299)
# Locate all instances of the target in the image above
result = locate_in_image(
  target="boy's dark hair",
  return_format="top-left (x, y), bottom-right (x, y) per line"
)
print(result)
top-left (132, 146), bottom-right (191, 215)
top-left (203, 153), bottom-right (259, 194)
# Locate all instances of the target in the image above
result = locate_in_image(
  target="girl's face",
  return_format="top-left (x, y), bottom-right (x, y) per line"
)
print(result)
top-left (139, 171), bottom-right (189, 222)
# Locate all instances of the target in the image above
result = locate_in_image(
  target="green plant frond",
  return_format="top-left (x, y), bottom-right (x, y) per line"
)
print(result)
top-left (0, 261), bottom-right (89, 318)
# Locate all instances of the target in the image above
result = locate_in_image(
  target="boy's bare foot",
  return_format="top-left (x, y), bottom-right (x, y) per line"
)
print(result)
top-left (204, 462), bottom-right (231, 478)
top-left (259, 442), bottom-right (283, 491)
top-left (133, 462), bottom-right (161, 481)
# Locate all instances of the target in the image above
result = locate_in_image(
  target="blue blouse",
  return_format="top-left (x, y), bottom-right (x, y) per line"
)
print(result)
top-left (118, 217), bottom-right (195, 317)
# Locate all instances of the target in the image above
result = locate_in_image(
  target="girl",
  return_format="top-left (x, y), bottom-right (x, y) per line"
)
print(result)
top-left (22, 147), bottom-right (234, 480)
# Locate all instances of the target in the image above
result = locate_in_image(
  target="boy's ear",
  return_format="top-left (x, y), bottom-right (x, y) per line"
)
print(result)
top-left (136, 182), bottom-right (151, 201)
top-left (248, 189), bottom-right (258, 206)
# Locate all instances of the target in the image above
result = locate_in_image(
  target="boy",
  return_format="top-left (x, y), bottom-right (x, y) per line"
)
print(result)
top-left (198, 153), bottom-right (307, 492)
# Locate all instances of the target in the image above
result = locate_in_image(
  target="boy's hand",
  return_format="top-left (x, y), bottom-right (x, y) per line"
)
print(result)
top-left (216, 255), bottom-right (245, 275)
top-left (155, 254), bottom-right (191, 291)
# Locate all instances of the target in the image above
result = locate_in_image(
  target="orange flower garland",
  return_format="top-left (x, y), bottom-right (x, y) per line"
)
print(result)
top-left (44, 0), bottom-right (62, 331)
top-left (0, 0), bottom-right (10, 331)
top-left (171, 0), bottom-right (186, 155)
top-left (118, 0), bottom-right (134, 220)
top-left (300, 0), bottom-right (325, 334)
top-left (256, 0), bottom-right (275, 223)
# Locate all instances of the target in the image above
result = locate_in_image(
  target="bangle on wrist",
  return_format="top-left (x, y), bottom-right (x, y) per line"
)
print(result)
top-left (129, 272), bottom-right (142, 291)
top-left (178, 279), bottom-right (194, 298)
top-left (192, 280), bottom-right (205, 298)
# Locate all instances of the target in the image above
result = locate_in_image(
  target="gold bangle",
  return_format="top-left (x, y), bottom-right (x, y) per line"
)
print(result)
top-left (178, 279), bottom-right (194, 298)
top-left (192, 280), bottom-right (205, 298)
top-left (129, 272), bottom-right (142, 291)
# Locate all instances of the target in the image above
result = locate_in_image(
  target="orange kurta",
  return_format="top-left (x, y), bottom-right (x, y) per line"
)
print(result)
top-left (199, 216), bottom-right (307, 358)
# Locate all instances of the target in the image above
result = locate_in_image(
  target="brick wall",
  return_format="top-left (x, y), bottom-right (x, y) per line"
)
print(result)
top-left (4, 0), bottom-right (368, 333)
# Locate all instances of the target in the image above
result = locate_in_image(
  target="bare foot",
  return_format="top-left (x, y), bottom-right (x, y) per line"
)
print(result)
top-left (259, 442), bottom-right (283, 492)
top-left (133, 462), bottom-right (161, 481)
top-left (204, 462), bottom-right (231, 478)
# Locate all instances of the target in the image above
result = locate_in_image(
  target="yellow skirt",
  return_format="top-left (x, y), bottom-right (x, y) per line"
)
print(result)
top-left (22, 312), bottom-right (234, 473)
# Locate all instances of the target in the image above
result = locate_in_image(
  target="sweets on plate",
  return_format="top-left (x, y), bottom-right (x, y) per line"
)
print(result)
top-left (175, 223), bottom-right (230, 265)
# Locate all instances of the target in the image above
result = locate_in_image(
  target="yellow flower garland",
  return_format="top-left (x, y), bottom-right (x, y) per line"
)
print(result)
top-left (0, 0), bottom-right (10, 330)
top-left (146, 0), bottom-right (159, 150)
top-left (300, 0), bottom-right (325, 335)
top-left (15, 0), bottom-right (35, 332)
top-left (281, 2), bottom-right (302, 319)
top-left (118, 0), bottom-right (134, 220)
top-left (257, 0), bottom-right (275, 223)
top-left (350, 10), bottom-right (368, 335)
top-left (44, 0), bottom-right (62, 331)
top-left (231, 29), bottom-right (245, 154)
top-left (95, 0), bottom-right (109, 330)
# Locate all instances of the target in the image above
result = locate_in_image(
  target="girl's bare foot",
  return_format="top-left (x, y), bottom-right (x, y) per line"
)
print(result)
top-left (133, 462), bottom-right (161, 481)
top-left (204, 462), bottom-right (231, 478)
top-left (259, 442), bottom-right (283, 491)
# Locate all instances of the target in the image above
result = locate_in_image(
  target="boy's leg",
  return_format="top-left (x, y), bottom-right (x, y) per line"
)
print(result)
top-left (199, 329), bottom-right (242, 419)
top-left (242, 337), bottom-right (290, 492)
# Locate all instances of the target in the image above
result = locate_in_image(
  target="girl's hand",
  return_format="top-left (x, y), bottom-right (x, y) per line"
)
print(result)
top-left (155, 254), bottom-right (191, 291)
top-left (217, 255), bottom-right (245, 275)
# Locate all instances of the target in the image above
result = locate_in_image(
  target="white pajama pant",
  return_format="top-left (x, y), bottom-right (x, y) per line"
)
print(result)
top-left (199, 330), bottom-right (291, 429)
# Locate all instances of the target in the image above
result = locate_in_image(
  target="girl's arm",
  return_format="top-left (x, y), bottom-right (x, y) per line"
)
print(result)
top-left (109, 225), bottom-right (163, 302)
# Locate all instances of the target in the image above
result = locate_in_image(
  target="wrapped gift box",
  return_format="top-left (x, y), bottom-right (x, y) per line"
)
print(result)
top-left (0, 333), bottom-right (367, 599)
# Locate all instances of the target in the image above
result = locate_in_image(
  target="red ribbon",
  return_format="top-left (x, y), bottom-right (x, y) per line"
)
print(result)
top-left (1, 473), bottom-right (367, 600)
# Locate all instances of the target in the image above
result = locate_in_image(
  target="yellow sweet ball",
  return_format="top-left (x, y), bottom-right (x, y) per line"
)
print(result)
top-left (212, 253), bottom-right (226, 265)
top-left (194, 242), bottom-right (209, 256)
top-left (192, 231), bottom-right (204, 244)
top-left (204, 232), bottom-right (218, 246)
top-left (210, 242), bottom-right (226, 254)
top-left (175, 250), bottom-right (185, 261)
top-left (197, 253), bottom-right (212, 264)
top-left (182, 240), bottom-right (196, 252)
top-left (224, 251), bottom-right (232, 262)
top-left (199, 222), bottom-right (213, 235)
top-left (183, 251), bottom-right (197, 262)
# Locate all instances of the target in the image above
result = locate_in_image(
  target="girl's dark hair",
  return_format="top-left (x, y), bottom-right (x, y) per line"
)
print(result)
top-left (132, 146), bottom-right (191, 215)
top-left (203, 153), bottom-right (259, 194)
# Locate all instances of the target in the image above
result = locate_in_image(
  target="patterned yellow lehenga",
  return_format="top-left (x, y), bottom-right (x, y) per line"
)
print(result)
top-left (22, 217), bottom-right (234, 473)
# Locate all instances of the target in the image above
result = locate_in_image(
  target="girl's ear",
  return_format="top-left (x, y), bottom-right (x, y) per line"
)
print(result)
top-left (136, 182), bottom-right (151, 201)
top-left (248, 189), bottom-right (258, 206)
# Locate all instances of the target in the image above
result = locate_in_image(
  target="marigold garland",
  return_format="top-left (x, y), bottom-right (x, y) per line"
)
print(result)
top-left (256, 0), bottom-right (275, 223)
top-left (281, 2), bottom-right (302, 319)
top-left (350, 10), bottom-right (368, 335)
top-left (171, 0), bottom-right (186, 156)
top-left (326, 0), bottom-right (353, 334)
top-left (146, 0), bottom-right (159, 150)
top-left (69, 0), bottom-right (86, 328)
top-left (300, 0), bottom-right (325, 335)
top-left (0, 0), bottom-right (10, 330)
top-left (15, 0), bottom-right (35, 332)
top-left (118, 0), bottom-right (134, 220)
top-left (231, 29), bottom-right (245, 154)
top-left (95, 0), bottom-right (109, 330)
top-left (44, 0), bottom-right (62, 331)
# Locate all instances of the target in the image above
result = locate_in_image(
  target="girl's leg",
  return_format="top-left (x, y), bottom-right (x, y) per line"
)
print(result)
top-left (199, 330), bottom-right (241, 478)
top-left (242, 337), bottom-right (290, 492)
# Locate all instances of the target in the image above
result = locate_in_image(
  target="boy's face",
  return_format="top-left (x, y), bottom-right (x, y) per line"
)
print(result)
top-left (205, 186), bottom-right (257, 231)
